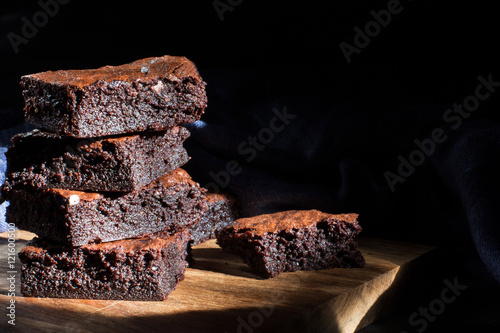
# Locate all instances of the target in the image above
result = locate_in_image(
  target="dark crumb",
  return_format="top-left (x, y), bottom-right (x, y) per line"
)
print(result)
top-left (188, 192), bottom-right (239, 246)
top-left (21, 55), bottom-right (207, 138)
top-left (19, 230), bottom-right (190, 301)
top-left (216, 210), bottom-right (365, 278)
top-left (1, 126), bottom-right (190, 193)
top-left (7, 168), bottom-right (207, 246)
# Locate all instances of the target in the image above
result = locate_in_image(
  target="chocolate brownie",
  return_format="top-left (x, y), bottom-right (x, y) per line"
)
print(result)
top-left (6, 169), bottom-right (206, 246)
top-left (1, 127), bottom-right (189, 194)
top-left (19, 230), bottom-right (190, 301)
top-left (21, 55), bottom-right (207, 138)
top-left (216, 210), bottom-right (365, 278)
top-left (188, 193), bottom-right (239, 246)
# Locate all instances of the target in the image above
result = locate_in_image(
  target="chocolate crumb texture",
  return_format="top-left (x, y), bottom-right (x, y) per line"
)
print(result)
top-left (21, 55), bottom-right (207, 138)
top-left (7, 168), bottom-right (207, 246)
top-left (18, 230), bottom-right (190, 301)
top-left (1, 126), bottom-right (190, 193)
top-left (216, 210), bottom-right (365, 278)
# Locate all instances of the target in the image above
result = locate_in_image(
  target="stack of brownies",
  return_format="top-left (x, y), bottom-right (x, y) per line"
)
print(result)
top-left (0, 55), bottom-right (238, 301)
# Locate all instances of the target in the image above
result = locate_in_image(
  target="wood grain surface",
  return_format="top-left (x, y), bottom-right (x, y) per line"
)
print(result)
top-left (0, 230), bottom-right (434, 333)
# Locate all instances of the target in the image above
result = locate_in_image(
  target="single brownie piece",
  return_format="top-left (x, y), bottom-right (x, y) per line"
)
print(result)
top-left (216, 210), bottom-right (365, 278)
top-left (6, 169), bottom-right (207, 246)
top-left (21, 55), bottom-right (207, 138)
top-left (19, 230), bottom-right (190, 301)
top-left (1, 127), bottom-right (189, 194)
top-left (188, 193), bottom-right (239, 246)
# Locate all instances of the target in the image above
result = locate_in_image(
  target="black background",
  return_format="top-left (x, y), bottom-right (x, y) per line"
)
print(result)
top-left (1, 1), bottom-right (500, 330)
top-left (1, 0), bottom-right (499, 124)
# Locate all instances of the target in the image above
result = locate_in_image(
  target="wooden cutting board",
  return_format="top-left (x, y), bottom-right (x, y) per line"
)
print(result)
top-left (0, 230), bottom-right (433, 333)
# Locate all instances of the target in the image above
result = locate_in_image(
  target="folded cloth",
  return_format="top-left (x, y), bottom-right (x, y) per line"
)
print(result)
top-left (181, 70), bottom-right (500, 285)
top-left (0, 122), bottom-right (36, 231)
top-left (0, 146), bottom-right (9, 232)
top-left (184, 114), bottom-right (500, 286)
top-left (430, 121), bottom-right (500, 284)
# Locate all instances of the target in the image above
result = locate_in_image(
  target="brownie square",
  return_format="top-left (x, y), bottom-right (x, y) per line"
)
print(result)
top-left (21, 55), bottom-right (207, 138)
top-left (216, 210), bottom-right (365, 278)
top-left (6, 169), bottom-right (206, 246)
top-left (19, 230), bottom-right (190, 301)
top-left (1, 127), bottom-right (189, 193)
top-left (188, 193), bottom-right (239, 246)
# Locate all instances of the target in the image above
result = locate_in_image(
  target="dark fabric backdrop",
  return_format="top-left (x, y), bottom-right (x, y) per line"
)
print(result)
top-left (0, 0), bottom-right (499, 284)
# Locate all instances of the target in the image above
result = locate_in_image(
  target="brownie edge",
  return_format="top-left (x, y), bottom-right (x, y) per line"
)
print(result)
top-left (19, 230), bottom-right (190, 301)
top-left (7, 168), bottom-right (207, 246)
top-left (188, 193), bottom-right (239, 246)
top-left (1, 126), bottom-right (190, 193)
top-left (21, 55), bottom-right (207, 137)
top-left (216, 210), bottom-right (365, 278)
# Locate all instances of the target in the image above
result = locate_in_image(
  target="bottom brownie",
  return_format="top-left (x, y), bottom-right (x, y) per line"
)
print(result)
top-left (216, 210), bottom-right (365, 278)
top-left (18, 230), bottom-right (190, 301)
top-left (188, 193), bottom-right (239, 246)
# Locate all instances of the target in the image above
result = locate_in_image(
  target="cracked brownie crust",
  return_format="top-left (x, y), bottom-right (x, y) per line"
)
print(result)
top-left (21, 55), bottom-right (207, 138)
top-left (6, 169), bottom-right (207, 246)
top-left (19, 230), bottom-right (190, 301)
top-left (1, 127), bottom-right (190, 194)
top-left (216, 210), bottom-right (365, 278)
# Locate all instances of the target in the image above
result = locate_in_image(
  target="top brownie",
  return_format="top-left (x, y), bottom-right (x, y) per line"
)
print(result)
top-left (21, 55), bottom-right (207, 138)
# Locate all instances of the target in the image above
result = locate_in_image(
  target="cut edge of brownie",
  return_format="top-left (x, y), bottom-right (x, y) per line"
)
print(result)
top-left (1, 126), bottom-right (190, 193)
top-left (21, 55), bottom-right (207, 138)
top-left (188, 192), bottom-right (240, 246)
top-left (7, 168), bottom-right (207, 246)
top-left (19, 230), bottom-right (190, 301)
top-left (216, 210), bottom-right (365, 278)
